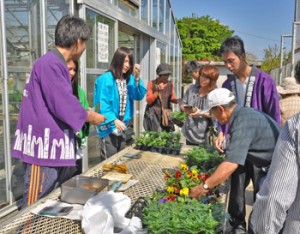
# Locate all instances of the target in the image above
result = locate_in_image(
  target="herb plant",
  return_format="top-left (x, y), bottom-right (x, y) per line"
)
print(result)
top-left (186, 147), bottom-right (224, 172)
top-left (143, 198), bottom-right (224, 234)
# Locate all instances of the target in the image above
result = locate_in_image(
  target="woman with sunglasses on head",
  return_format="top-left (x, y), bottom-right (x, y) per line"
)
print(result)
top-left (180, 64), bottom-right (219, 146)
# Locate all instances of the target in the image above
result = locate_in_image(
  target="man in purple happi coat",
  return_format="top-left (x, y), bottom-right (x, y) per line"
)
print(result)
top-left (215, 36), bottom-right (280, 234)
top-left (12, 15), bottom-right (106, 209)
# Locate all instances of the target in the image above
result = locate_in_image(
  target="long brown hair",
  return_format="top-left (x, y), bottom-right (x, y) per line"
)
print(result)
top-left (109, 47), bottom-right (134, 83)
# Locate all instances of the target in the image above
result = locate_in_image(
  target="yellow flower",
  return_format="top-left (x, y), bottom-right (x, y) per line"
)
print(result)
top-left (180, 163), bottom-right (188, 171)
top-left (180, 187), bottom-right (189, 196)
top-left (191, 169), bottom-right (198, 177)
top-left (167, 186), bottom-right (175, 194)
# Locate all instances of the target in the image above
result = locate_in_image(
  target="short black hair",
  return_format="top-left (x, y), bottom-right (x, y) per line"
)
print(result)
top-left (186, 60), bottom-right (201, 74)
top-left (55, 15), bottom-right (91, 48)
top-left (220, 36), bottom-right (245, 56)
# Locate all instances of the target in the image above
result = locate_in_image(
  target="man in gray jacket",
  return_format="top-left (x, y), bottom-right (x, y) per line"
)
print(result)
top-left (189, 88), bottom-right (280, 234)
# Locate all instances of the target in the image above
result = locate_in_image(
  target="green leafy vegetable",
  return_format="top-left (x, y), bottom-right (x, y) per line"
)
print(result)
top-left (143, 198), bottom-right (224, 234)
top-left (186, 147), bottom-right (224, 172)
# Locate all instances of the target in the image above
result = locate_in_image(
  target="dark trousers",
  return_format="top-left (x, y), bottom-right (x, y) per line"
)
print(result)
top-left (99, 132), bottom-right (126, 162)
top-left (228, 161), bottom-right (267, 233)
top-left (21, 163), bottom-right (77, 210)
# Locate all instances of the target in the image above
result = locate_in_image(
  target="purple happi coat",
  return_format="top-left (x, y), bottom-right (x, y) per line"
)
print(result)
top-left (12, 50), bottom-right (87, 167)
top-left (219, 66), bottom-right (281, 135)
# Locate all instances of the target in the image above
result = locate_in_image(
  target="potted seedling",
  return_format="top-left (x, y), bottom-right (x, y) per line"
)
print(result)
top-left (133, 136), bottom-right (144, 150)
top-left (172, 142), bottom-right (181, 155)
top-left (147, 132), bottom-right (160, 152)
top-left (159, 131), bottom-right (173, 154)
top-left (156, 138), bottom-right (167, 154)
top-left (171, 111), bottom-right (187, 128)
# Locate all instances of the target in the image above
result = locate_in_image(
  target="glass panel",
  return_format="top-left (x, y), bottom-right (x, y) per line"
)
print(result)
top-left (118, 0), bottom-right (139, 18)
top-left (141, 0), bottom-right (149, 25)
top-left (6, 1), bottom-right (33, 66)
top-left (296, 24), bottom-right (300, 52)
top-left (158, 0), bottom-right (164, 33)
top-left (86, 74), bottom-right (101, 168)
top-left (296, 0), bottom-right (300, 22)
top-left (46, 0), bottom-right (70, 51)
top-left (156, 41), bottom-right (166, 65)
top-left (118, 31), bottom-right (134, 49)
top-left (174, 37), bottom-right (178, 87)
top-left (152, 0), bottom-right (158, 29)
top-left (7, 69), bottom-right (29, 203)
top-left (119, 30), bottom-right (140, 62)
top-left (30, 1), bottom-right (42, 61)
top-left (169, 21), bottom-right (175, 80)
top-left (3, 0), bottom-right (42, 206)
top-left (85, 8), bottom-right (115, 70)
top-left (165, 1), bottom-right (170, 36)
top-left (0, 17), bottom-right (5, 207)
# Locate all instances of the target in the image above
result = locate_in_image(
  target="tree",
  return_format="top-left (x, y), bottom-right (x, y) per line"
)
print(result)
top-left (260, 45), bottom-right (281, 73)
top-left (176, 15), bottom-right (234, 61)
top-left (246, 52), bottom-right (258, 63)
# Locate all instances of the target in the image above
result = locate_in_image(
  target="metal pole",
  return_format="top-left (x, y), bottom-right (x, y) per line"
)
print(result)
top-left (78, 3), bottom-right (89, 173)
top-left (0, 0), bottom-right (13, 204)
top-left (280, 35), bottom-right (292, 84)
top-left (280, 35), bottom-right (284, 83)
top-left (291, 0), bottom-right (298, 77)
top-left (40, 0), bottom-right (47, 54)
top-left (292, 22), bottom-right (297, 77)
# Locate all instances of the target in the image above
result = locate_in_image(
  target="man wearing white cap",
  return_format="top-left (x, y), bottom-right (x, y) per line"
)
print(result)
top-left (189, 88), bottom-right (280, 233)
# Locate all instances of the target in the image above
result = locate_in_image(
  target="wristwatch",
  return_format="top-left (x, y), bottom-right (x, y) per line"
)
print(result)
top-left (203, 183), bottom-right (210, 190)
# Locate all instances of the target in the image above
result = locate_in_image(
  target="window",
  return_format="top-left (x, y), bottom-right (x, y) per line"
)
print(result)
top-left (85, 9), bottom-right (115, 70)
top-left (159, 0), bottom-right (165, 33)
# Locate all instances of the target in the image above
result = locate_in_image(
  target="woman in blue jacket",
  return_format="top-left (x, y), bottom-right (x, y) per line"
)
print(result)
top-left (94, 47), bottom-right (147, 161)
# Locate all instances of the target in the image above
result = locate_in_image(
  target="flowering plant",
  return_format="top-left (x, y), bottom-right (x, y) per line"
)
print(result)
top-left (161, 163), bottom-right (219, 203)
top-left (142, 163), bottom-right (225, 233)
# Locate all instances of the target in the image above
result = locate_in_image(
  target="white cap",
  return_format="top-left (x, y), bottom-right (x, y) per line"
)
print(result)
top-left (200, 88), bottom-right (235, 114)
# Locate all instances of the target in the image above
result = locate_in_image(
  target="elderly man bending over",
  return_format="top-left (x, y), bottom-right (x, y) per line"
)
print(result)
top-left (189, 88), bottom-right (280, 234)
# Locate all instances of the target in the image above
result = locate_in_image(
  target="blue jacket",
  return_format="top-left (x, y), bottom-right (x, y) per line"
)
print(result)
top-left (94, 71), bottom-right (147, 138)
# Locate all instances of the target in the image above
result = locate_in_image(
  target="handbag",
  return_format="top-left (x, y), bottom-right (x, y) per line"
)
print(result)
top-left (161, 107), bottom-right (173, 127)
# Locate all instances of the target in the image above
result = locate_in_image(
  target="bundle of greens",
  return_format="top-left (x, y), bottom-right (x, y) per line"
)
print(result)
top-left (171, 111), bottom-right (187, 127)
top-left (143, 197), bottom-right (224, 234)
top-left (185, 147), bottom-right (224, 172)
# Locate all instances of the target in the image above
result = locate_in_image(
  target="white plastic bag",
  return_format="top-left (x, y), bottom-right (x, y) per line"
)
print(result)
top-left (81, 191), bottom-right (142, 234)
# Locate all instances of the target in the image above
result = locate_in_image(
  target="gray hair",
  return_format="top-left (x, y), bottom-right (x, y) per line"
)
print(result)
top-left (55, 15), bottom-right (91, 48)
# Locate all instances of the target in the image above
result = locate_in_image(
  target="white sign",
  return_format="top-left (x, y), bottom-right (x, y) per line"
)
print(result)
top-left (97, 22), bottom-right (109, 63)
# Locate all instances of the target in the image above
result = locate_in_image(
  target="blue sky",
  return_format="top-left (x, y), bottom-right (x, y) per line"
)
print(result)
top-left (170, 0), bottom-right (295, 60)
